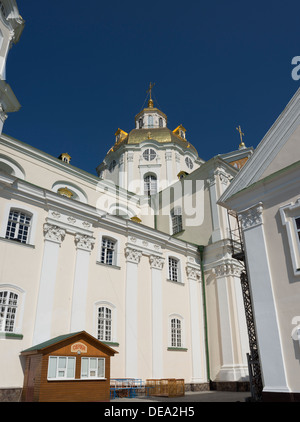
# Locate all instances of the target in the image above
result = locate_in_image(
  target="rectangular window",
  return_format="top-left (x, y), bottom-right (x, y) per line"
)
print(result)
top-left (81, 357), bottom-right (105, 379)
top-left (168, 257), bottom-right (179, 282)
top-left (101, 238), bottom-right (116, 265)
top-left (47, 356), bottom-right (76, 380)
top-left (5, 210), bottom-right (31, 244)
top-left (295, 217), bottom-right (300, 243)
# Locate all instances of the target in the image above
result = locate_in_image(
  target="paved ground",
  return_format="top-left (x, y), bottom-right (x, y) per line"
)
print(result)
top-left (112, 390), bottom-right (252, 403)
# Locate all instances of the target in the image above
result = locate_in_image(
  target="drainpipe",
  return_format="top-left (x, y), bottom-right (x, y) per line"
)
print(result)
top-left (198, 245), bottom-right (210, 384)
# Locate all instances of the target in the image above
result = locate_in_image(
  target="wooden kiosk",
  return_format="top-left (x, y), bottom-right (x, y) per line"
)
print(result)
top-left (20, 331), bottom-right (117, 402)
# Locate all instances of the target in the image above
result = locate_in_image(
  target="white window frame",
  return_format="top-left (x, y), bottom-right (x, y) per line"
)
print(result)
top-left (166, 254), bottom-right (183, 284)
top-left (0, 290), bottom-right (18, 333)
top-left (144, 173), bottom-right (157, 196)
top-left (94, 300), bottom-right (118, 344)
top-left (280, 199), bottom-right (300, 276)
top-left (142, 148), bottom-right (156, 162)
top-left (5, 209), bottom-right (32, 244)
top-left (47, 356), bottom-right (76, 380)
top-left (0, 284), bottom-right (25, 335)
top-left (1, 203), bottom-right (38, 245)
top-left (97, 305), bottom-right (112, 342)
top-left (168, 314), bottom-right (185, 349)
top-left (98, 233), bottom-right (120, 267)
top-left (100, 237), bottom-right (116, 266)
top-left (81, 357), bottom-right (105, 379)
top-left (171, 206), bottom-right (183, 234)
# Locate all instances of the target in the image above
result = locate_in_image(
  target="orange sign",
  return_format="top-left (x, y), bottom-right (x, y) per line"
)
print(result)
top-left (71, 342), bottom-right (87, 353)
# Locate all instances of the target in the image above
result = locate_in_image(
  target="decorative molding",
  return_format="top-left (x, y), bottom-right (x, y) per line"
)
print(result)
top-left (43, 223), bottom-right (66, 243)
top-left (149, 255), bottom-right (165, 270)
top-left (75, 233), bottom-right (95, 251)
top-left (214, 262), bottom-right (242, 278)
top-left (125, 247), bottom-right (142, 264)
top-left (186, 265), bottom-right (201, 281)
top-left (238, 203), bottom-right (263, 230)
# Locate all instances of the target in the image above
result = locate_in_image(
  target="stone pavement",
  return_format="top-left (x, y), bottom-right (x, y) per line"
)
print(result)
top-left (112, 390), bottom-right (252, 403)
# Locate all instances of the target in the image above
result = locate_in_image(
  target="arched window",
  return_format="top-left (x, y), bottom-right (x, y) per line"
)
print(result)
top-left (170, 317), bottom-right (182, 348)
top-left (5, 209), bottom-right (32, 244)
top-left (159, 117), bottom-right (163, 127)
top-left (0, 290), bottom-right (18, 333)
top-left (97, 306), bottom-right (112, 342)
top-left (138, 118), bottom-right (143, 129)
top-left (142, 148), bottom-right (156, 161)
top-left (144, 174), bottom-right (157, 196)
top-left (171, 207), bottom-right (183, 235)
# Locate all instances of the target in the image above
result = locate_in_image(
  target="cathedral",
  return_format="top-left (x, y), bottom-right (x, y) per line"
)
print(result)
top-left (0, 1), bottom-right (257, 401)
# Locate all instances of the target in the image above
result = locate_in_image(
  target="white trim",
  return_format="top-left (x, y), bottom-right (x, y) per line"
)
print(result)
top-left (168, 313), bottom-right (185, 349)
top-left (280, 198), bottom-right (300, 276)
top-left (0, 283), bottom-right (25, 335)
top-left (98, 231), bottom-right (121, 267)
top-left (166, 252), bottom-right (184, 284)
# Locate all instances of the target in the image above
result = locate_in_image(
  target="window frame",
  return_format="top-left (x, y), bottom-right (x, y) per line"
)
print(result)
top-left (47, 356), bottom-right (76, 380)
top-left (171, 207), bottom-right (183, 235)
top-left (100, 237), bottom-right (116, 266)
top-left (185, 156), bottom-right (193, 170)
top-left (97, 305), bottom-right (112, 342)
top-left (81, 357), bottom-right (105, 379)
top-left (0, 290), bottom-right (18, 333)
top-left (168, 314), bottom-right (186, 350)
top-left (168, 257), bottom-right (179, 282)
top-left (280, 200), bottom-right (300, 276)
top-left (144, 173), bottom-right (157, 196)
top-left (142, 148), bottom-right (157, 162)
top-left (5, 209), bottom-right (32, 244)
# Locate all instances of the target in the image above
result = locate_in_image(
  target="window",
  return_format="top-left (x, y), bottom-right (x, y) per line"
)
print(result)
top-left (143, 148), bottom-right (156, 161)
top-left (168, 257), bottom-right (179, 282)
top-left (0, 291), bottom-right (18, 333)
top-left (171, 318), bottom-right (182, 347)
top-left (144, 174), bottom-right (157, 195)
top-left (159, 117), bottom-right (163, 127)
top-left (139, 118), bottom-right (143, 129)
top-left (171, 207), bottom-right (183, 234)
top-left (97, 306), bottom-right (112, 342)
top-left (295, 217), bottom-right (300, 243)
top-left (5, 210), bottom-right (31, 244)
top-left (148, 115), bottom-right (153, 128)
top-left (185, 157), bottom-right (193, 170)
top-left (109, 160), bottom-right (117, 173)
top-left (81, 357), bottom-right (105, 379)
top-left (48, 356), bottom-right (76, 380)
top-left (101, 237), bottom-right (116, 265)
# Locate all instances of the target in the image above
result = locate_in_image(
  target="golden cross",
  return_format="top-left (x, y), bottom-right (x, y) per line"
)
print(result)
top-left (236, 125), bottom-right (244, 143)
top-left (147, 82), bottom-right (155, 100)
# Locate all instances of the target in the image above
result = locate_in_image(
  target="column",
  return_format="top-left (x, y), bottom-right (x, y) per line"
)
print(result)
top-left (32, 224), bottom-right (65, 345)
top-left (214, 261), bottom-right (248, 381)
top-left (149, 254), bottom-right (165, 379)
top-left (239, 203), bottom-right (289, 394)
top-left (70, 234), bottom-right (95, 332)
top-left (186, 264), bottom-right (206, 382)
top-left (207, 174), bottom-right (222, 242)
top-left (124, 247), bottom-right (142, 378)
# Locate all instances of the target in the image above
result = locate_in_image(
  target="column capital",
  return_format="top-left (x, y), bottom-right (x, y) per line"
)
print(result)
top-left (186, 264), bottom-right (201, 281)
top-left (75, 233), bottom-right (95, 251)
top-left (149, 254), bottom-right (165, 270)
top-left (214, 261), bottom-right (242, 279)
top-left (43, 223), bottom-right (66, 244)
top-left (125, 247), bottom-right (142, 264)
top-left (238, 202), bottom-right (263, 230)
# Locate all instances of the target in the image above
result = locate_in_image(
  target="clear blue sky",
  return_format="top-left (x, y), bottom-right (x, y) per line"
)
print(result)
top-left (4, 0), bottom-right (300, 174)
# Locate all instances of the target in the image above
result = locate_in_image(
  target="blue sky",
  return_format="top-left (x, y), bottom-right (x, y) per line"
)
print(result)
top-left (4, 0), bottom-right (300, 174)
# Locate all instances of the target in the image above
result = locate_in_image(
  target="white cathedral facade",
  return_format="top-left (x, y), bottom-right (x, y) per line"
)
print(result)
top-left (0, 1), bottom-right (256, 400)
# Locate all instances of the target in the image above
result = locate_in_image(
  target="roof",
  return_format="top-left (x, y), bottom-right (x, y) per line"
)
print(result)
top-left (21, 331), bottom-right (118, 355)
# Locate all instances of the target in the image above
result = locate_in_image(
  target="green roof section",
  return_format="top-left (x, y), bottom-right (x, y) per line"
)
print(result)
top-left (21, 332), bottom-right (82, 353)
